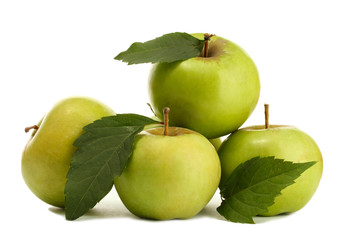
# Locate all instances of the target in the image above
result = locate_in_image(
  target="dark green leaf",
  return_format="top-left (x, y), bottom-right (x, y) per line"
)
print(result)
top-left (217, 156), bottom-right (316, 224)
top-left (64, 114), bottom-right (159, 220)
top-left (114, 32), bottom-right (205, 64)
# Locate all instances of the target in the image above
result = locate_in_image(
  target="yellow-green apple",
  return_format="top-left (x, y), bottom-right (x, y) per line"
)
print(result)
top-left (218, 105), bottom-right (323, 216)
top-left (22, 97), bottom-right (115, 207)
top-left (209, 137), bottom-right (222, 151)
top-left (148, 33), bottom-right (260, 139)
top-left (114, 108), bottom-right (221, 220)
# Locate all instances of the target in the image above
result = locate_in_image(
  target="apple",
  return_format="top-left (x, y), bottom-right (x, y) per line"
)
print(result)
top-left (114, 108), bottom-right (221, 220)
top-left (209, 137), bottom-right (222, 151)
top-left (148, 33), bottom-right (260, 139)
top-left (218, 105), bottom-right (323, 216)
top-left (22, 97), bottom-right (115, 207)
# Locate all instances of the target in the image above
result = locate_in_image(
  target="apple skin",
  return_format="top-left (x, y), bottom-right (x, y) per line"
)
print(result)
top-left (22, 97), bottom-right (115, 207)
top-left (114, 127), bottom-right (221, 220)
top-left (218, 125), bottom-right (323, 216)
top-left (148, 33), bottom-right (260, 139)
top-left (209, 137), bottom-right (222, 151)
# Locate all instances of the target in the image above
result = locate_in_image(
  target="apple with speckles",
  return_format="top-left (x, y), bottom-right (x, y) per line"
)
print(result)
top-left (218, 104), bottom-right (323, 216)
top-left (148, 33), bottom-right (260, 138)
top-left (22, 97), bottom-right (115, 207)
top-left (114, 108), bottom-right (221, 220)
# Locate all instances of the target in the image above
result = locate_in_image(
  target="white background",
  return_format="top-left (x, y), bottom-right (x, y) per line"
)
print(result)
top-left (1, 0), bottom-right (347, 239)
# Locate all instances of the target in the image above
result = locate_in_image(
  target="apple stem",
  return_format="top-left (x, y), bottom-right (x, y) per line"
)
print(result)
top-left (163, 107), bottom-right (170, 136)
top-left (264, 104), bottom-right (269, 129)
top-left (203, 33), bottom-right (215, 57)
top-left (25, 125), bottom-right (39, 133)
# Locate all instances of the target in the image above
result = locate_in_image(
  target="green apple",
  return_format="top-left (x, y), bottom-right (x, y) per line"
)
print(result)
top-left (148, 33), bottom-right (260, 139)
top-left (209, 137), bottom-right (222, 151)
top-left (22, 97), bottom-right (115, 207)
top-left (218, 106), bottom-right (323, 216)
top-left (114, 125), bottom-right (221, 220)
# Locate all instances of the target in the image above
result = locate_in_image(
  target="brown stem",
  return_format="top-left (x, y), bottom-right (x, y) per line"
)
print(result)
top-left (163, 107), bottom-right (170, 136)
top-left (264, 104), bottom-right (269, 129)
top-left (203, 33), bottom-right (214, 57)
top-left (25, 125), bottom-right (39, 133)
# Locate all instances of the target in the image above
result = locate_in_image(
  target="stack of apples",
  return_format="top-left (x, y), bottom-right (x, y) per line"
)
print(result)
top-left (22, 33), bottom-right (323, 220)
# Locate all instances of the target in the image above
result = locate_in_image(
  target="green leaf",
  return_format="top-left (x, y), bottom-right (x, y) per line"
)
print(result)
top-left (114, 32), bottom-right (205, 64)
top-left (64, 114), bottom-right (159, 220)
top-left (217, 156), bottom-right (317, 224)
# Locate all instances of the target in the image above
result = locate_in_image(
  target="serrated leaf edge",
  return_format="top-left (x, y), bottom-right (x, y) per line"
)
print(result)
top-left (218, 157), bottom-right (317, 224)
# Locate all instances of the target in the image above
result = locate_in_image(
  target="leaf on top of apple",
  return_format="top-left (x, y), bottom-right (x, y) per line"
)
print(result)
top-left (217, 156), bottom-right (316, 224)
top-left (114, 32), bottom-right (205, 64)
top-left (64, 114), bottom-right (159, 220)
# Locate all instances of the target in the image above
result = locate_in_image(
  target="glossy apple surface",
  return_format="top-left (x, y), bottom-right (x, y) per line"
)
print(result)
top-left (218, 125), bottom-right (323, 216)
top-left (148, 34), bottom-right (260, 138)
top-left (114, 127), bottom-right (221, 220)
top-left (22, 97), bottom-right (115, 207)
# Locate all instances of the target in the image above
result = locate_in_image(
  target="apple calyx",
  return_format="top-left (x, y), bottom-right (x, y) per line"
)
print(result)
top-left (25, 125), bottom-right (39, 133)
top-left (203, 33), bottom-right (215, 57)
top-left (264, 104), bottom-right (269, 129)
top-left (163, 107), bottom-right (170, 136)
